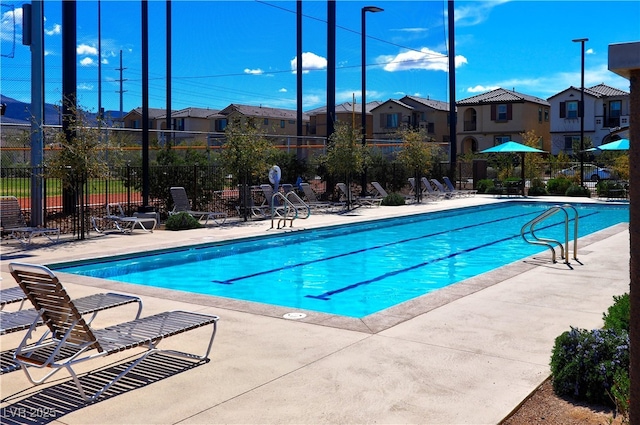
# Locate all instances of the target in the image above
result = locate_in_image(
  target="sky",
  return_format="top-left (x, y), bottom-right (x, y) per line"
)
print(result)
top-left (1, 0), bottom-right (639, 115)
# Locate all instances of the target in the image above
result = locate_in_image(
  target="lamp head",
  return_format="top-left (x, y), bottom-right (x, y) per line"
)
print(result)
top-left (363, 6), bottom-right (384, 13)
top-left (572, 38), bottom-right (589, 43)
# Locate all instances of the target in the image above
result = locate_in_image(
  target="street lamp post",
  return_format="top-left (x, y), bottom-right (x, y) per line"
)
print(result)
top-left (573, 37), bottom-right (588, 187)
top-left (361, 5), bottom-right (383, 196)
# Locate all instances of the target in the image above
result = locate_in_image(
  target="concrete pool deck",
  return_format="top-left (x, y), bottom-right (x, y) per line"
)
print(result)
top-left (0, 195), bottom-right (630, 424)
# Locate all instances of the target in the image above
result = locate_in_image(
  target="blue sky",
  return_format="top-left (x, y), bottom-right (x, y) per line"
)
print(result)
top-left (1, 0), bottom-right (639, 114)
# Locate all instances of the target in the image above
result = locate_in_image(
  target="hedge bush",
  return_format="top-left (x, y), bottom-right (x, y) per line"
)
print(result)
top-left (475, 179), bottom-right (494, 194)
top-left (165, 212), bottom-right (203, 230)
top-left (547, 177), bottom-right (572, 195)
top-left (527, 178), bottom-right (547, 196)
top-left (381, 192), bottom-right (406, 206)
top-left (550, 327), bottom-right (629, 406)
top-left (565, 183), bottom-right (591, 197)
top-left (603, 293), bottom-right (630, 333)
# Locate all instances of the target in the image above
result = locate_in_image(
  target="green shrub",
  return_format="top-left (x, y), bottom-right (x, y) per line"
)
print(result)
top-left (610, 368), bottom-right (630, 423)
top-left (381, 192), bottom-right (406, 206)
top-left (527, 178), bottom-right (547, 196)
top-left (603, 293), bottom-right (630, 333)
top-left (550, 327), bottom-right (629, 406)
top-left (165, 212), bottom-right (203, 231)
top-left (597, 180), bottom-right (624, 197)
top-left (547, 177), bottom-right (572, 195)
top-left (475, 179), bottom-right (494, 194)
top-left (565, 183), bottom-right (591, 197)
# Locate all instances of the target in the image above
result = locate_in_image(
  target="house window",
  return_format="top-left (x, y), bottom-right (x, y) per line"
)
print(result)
top-left (497, 104), bottom-right (508, 121)
top-left (494, 136), bottom-right (510, 145)
top-left (610, 100), bottom-right (621, 118)
top-left (386, 113), bottom-right (400, 128)
top-left (215, 119), bottom-right (227, 132)
top-left (427, 122), bottom-right (435, 134)
top-left (174, 118), bottom-right (185, 131)
top-left (491, 104), bottom-right (511, 122)
top-left (566, 101), bottom-right (578, 118)
top-left (564, 136), bottom-right (580, 151)
top-left (280, 120), bottom-right (285, 128)
top-left (288, 120), bottom-right (295, 124)
top-left (544, 109), bottom-right (549, 122)
top-left (538, 107), bottom-right (542, 123)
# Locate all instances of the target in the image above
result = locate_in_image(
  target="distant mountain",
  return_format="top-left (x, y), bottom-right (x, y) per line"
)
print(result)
top-left (0, 95), bottom-right (125, 126)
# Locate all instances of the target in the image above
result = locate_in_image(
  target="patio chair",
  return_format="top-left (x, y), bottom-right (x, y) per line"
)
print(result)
top-left (9, 262), bottom-right (219, 402)
top-left (442, 176), bottom-right (477, 197)
top-left (170, 186), bottom-right (227, 226)
top-left (0, 196), bottom-right (59, 245)
top-left (93, 203), bottom-right (157, 233)
top-left (336, 183), bottom-right (383, 208)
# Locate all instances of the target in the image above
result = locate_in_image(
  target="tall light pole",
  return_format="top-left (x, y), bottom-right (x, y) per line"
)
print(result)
top-left (361, 5), bottom-right (383, 195)
top-left (573, 37), bottom-right (588, 187)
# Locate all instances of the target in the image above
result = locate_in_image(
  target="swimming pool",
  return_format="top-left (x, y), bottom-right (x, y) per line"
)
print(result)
top-left (54, 202), bottom-right (628, 318)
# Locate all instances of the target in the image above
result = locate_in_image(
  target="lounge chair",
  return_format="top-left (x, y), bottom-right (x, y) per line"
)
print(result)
top-left (0, 196), bottom-right (59, 245)
top-left (1, 287), bottom-right (29, 310)
top-left (336, 183), bottom-right (383, 208)
top-left (9, 262), bottom-right (219, 401)
top-left (299, 183), bottom-right (341, 211)
top-left (1, 291), bottom-right (142, 336)
top-left (93, 203), bottom-right (157, 233)
top-left (371, 181), bottom-right (413, 203)
top-left (411, 177), bottom-right (445, 201)
top-left (428, 178), bottom-right (456, 199)
top-left (170, 186), bottom-right (227, 226)
top-left (442, 176), bottom-right (477, 197)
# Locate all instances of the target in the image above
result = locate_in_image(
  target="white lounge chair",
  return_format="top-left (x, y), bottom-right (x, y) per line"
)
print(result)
top-left (442, 176), bottom-right (477, 197)
top-left (299, 183), bottom-right (341, 211)
top-left (0, 196), bottom-right (59, 245)
top-left (336, 183), bottom-right (382, 208)
top-left (94, 203), bottom-right (157, 233)
top-left (170, 187), bottom-right (227, 225)
top-left (9, 262), bottom-right (219, 402)
top-left (427, 178), bottom-right (455, 199)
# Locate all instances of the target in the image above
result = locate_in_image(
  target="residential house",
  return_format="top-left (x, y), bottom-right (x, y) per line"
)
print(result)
top-left (122, 107), bottom-right (167, 130)
top-left (306, 101), bottom-right (382, 138)
top-left (155, 107), bottom-right (221, 146)
top-left (218, 104), bottom-right (309, 137)
top-left (456, 88), bottom-right (551, 154)
top-left (371, 95), bottom-right (451, 143)
top-left (547, 83), bottom-right (630, 155)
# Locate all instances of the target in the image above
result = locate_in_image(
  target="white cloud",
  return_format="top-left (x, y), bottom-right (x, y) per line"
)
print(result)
top-left (45, 23), bottom-right (61, 36)
top-left (279, 88), bottom-right (287, 93)
top-left (1, 8), bottom-right (20, 42)
top-left (586, 48), bottom-right (595, 55)
top-left (393, 27), bottom-right (428, 34)
top-left (78, 83), bottom-right (93, 91)
top-left (80, 57), bottom-right (95, 66)
top-left (77, 44), bottom-right (98, 56)
top-left (453, 0), bottom-right (510, 27)
top-left (101, 58), bottom-right (109, 65)
top-left (290, 52), bottom-right (327, 74)
top-left (244, 68), bottom-right (263, 75)
top-left (379, 47), bottom-right (467, 72)
top-left (467, 85), bottom-right (500, 93)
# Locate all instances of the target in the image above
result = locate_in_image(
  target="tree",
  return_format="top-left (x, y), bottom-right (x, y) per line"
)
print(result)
top-left (220, 118), bottom-right (275, 219)
top-left (324, 122), bottom-right (367, 208)
top-left (521, 129), bottom-right (546, 180)
top-left (45, 101), bottom-right (115, 238)
top-left (395, 128), bottom-right (436, 202)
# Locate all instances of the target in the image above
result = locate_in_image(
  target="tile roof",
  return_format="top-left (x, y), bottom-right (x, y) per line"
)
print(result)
top-left (161, 107), bottom-right (220, 119)
top-left (220, 104), bottom-right (309, 121)
top-left (400, 95), bottom-right (450, 111)
top-left (457, 88), bottom-right (550, 106)
top-left (370, 99), bottom-right (414, 111)
top-left (306, 101), bottom-right (382, 115)
top-left (588, 83), bottom-right (629, 97)
top-left (130, 107), bottom-right (170, 119)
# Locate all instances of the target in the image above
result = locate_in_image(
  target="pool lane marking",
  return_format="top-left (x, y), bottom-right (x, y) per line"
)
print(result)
top-left (305, 211), bottom-right (598, 300)
top-left (210, 208), bottom-right (546, 285)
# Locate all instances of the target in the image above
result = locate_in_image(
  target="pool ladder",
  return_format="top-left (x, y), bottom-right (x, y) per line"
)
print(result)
top-left (270, 191), bottom-right (311, 229)
top-left (521, 204), bottom-right (579, 264)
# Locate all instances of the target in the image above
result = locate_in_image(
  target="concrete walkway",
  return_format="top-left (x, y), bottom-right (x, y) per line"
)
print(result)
top-left (0, 196), bottom-right (630, 424)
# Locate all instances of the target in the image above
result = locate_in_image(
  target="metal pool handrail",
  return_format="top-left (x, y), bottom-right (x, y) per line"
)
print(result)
top-left (521, 204), bottom-right (579, 264)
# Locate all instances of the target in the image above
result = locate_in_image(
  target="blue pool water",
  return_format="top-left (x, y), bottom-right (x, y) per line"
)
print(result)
top-left (54, 202), bottom-right (628, 318)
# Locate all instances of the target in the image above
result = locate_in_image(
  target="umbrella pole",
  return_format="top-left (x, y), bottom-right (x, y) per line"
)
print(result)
top-left (521, 153), bottom-right (525, 196)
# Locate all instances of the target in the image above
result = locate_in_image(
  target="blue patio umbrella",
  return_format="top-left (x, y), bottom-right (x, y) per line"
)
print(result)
top-left (587, 138), bottom-right (629, 151)
top-left (480, 141), bottom-right (547, 195)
